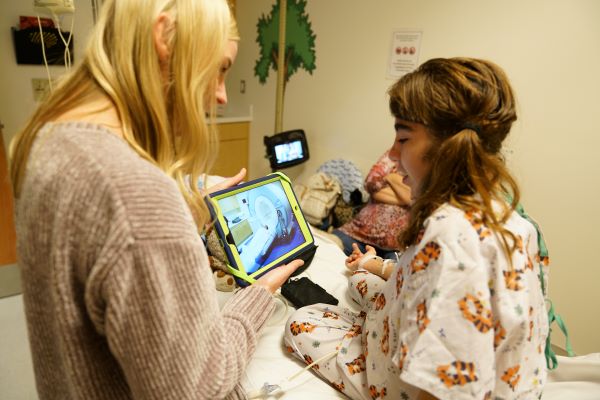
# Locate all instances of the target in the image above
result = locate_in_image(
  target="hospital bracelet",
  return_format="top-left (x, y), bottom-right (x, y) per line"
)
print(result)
top-left (357, 254), bottom-right (382, 270)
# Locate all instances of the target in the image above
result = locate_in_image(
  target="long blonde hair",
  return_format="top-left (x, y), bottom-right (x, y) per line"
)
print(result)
top-left (389, 58), bottom-right (520, 257)
top-left (10, 0), bottom-right (237, 228)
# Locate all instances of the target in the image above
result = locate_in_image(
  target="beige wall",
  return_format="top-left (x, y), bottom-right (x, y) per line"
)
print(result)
top-left (229, 0), bottom-right (600, 354)
top-left (0, 1), bottom-right (94, 148)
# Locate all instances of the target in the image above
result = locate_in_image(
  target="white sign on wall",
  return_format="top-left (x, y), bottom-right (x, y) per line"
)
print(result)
top-left (387, 31), bottom-right (422, 79)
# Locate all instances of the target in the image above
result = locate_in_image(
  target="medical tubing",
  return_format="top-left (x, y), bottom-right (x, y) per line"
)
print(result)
top-left (246, 349), bottom-right (340, 398)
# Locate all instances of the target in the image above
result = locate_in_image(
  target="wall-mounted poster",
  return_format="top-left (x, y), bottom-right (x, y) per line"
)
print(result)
top-left (387, 30), bottom-right (422, 79)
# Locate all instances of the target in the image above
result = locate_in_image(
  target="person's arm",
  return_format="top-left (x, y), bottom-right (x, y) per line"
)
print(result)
top-left (345, 243), bottom-right (394, 280)
top-left (384, 172), bottom-right (412, 205)
top-left (357, 254), bottom-right (395, 280)
top-left (99, 237), bottom-right (300, 400)
top-left (372, 186), bottom-right (402, 205)
top-left (203, 168), bottom-right (246, 195)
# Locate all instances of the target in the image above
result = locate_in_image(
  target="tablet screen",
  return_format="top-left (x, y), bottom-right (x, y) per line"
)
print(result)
top-left (214, 179), bottom-right (308, 274)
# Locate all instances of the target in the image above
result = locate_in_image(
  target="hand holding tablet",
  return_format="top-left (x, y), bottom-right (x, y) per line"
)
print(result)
top-left (203, 168), bottom-right (247, 196)
top-left (206, 173), bottom-right (317, 286)
top-left (255, 259), bottom-right (305, 294)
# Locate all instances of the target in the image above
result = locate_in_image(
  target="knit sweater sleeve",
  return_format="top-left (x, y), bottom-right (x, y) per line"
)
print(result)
top-left (99, 235), bottom-right (273, 400)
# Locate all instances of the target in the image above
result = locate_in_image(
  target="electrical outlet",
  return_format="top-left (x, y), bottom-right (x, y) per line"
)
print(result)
top-left (32, 78), bottom-right (51, 102)
top-left (34, 0), bottom-right (75, 14)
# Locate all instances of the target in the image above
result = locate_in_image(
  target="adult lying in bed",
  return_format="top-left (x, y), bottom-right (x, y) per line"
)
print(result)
top-left (332, 150), bottom-right (411, 260)
top-left (284, 58), bottom-right (550, 399)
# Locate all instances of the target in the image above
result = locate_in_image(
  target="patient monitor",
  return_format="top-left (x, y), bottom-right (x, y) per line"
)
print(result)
top-left (264, 129), bottom-right (310, 171)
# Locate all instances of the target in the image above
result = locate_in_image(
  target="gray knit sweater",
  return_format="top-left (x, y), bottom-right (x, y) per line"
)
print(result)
top-left (16, 122), bottom-right (274, 399)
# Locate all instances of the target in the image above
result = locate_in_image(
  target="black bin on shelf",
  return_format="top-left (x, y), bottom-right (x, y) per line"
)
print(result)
top-left (12, 27), bottom-right (73, 65)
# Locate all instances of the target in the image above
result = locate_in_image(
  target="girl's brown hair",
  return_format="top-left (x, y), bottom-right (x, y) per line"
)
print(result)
top-left (389, 58), bottom-right (520, 256)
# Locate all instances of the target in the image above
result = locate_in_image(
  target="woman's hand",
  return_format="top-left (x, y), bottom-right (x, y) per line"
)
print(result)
top-left (345, 243), bottom-right (376, 271)
top-left (204, 168), bottom-right (246, 195)
top-left (254, 259), bottom-right (304, 294)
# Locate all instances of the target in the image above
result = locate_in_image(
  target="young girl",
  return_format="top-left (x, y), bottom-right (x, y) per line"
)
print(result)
top-left (10, 1), bottom-right (302, 399)
top-left (285, 58), bottom-right (549, 399)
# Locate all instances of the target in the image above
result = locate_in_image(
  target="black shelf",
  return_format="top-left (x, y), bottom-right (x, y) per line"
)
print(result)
top-left (12, 27), bottom-right (73, 65)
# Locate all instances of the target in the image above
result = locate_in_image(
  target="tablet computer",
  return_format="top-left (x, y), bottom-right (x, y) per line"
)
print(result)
top-left (206, 172), bottom-right (317, 286)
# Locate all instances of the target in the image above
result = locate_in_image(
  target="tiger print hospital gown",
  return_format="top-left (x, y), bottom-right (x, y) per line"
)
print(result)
top-left (284, 203), bottom-right (549, 399)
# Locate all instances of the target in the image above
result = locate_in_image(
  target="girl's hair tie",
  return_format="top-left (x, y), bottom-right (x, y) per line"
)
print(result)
top-left (461, 122), bottom-right (482, 135)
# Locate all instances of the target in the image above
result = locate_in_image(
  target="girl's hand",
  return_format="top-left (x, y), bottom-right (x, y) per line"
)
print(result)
top-left (345, 243), bottom-right (376, 271)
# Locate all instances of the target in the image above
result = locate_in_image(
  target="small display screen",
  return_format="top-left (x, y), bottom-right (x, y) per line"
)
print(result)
top-left (215, 180), bottom-right (307, 274)
top-left (274, 140), bottom-right (304, 164)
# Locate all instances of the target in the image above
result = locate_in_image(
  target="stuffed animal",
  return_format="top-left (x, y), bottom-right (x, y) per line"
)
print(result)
top-left (205, 229), bottom-right (237, 292)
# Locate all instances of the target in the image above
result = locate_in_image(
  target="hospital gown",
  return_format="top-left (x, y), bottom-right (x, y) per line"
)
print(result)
top-left (285, 203), bottom-right (549, 399)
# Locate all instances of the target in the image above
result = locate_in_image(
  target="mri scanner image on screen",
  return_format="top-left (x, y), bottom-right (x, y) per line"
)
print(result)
top-left (215, 180), bottom-right (305, 274)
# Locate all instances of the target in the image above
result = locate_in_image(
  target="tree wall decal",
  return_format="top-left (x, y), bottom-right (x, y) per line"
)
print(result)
top-left (255, 0), bottom-right (317, 96)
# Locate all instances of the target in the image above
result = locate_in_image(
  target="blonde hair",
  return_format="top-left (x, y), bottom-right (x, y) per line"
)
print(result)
top-left (389, 58), bottom-right (520, 258)
top-left (10, 0), bottom-right (235, 228)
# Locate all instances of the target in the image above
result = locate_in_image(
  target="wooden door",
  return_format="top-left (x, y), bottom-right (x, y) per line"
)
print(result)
top-left (0, 126), bottom-right (17, 266)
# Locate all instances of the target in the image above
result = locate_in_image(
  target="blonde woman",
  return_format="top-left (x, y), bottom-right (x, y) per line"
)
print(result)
top-left (10, 0), bottom-right (302, 399)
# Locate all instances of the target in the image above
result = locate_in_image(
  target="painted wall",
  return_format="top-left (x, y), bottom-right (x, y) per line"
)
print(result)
top-left (228, 0), bottom-right (600, 355)
top-left (0, 1), bottom-right (94, 148)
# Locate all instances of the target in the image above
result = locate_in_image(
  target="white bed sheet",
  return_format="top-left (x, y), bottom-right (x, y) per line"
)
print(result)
top-left (217, 231), bottom-right (600, 399)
